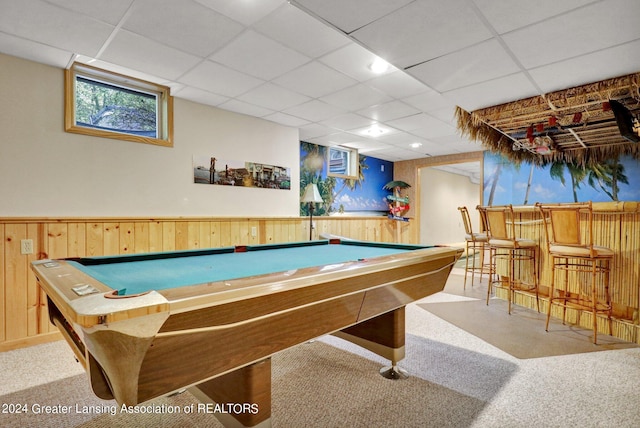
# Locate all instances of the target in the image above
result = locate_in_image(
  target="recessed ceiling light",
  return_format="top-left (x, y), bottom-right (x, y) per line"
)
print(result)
top-left (410, 142), bottom-right (423, 148)
top-left (361, 125), bottom-right (386, 137)
top-left (369, 57), bottom-right (389, 74)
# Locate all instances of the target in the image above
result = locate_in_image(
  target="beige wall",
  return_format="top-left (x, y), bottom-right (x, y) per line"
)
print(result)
top-left (0, 53), bottom-right (300, 217)
top-left (419, 167), bottom-right (480, 245)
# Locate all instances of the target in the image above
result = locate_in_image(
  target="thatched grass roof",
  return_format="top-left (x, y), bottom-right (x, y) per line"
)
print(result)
top-left (456, 72), bottom-right (640, 166)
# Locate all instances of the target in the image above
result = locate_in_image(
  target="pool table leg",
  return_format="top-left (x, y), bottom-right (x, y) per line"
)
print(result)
top-left (189, 358), bottom-right (271, 428)
top-left (333, 306), bottom-right (408, 379)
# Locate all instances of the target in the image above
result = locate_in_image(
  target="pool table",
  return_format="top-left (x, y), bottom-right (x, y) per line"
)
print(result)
top-left (31, 239), bottom-right (461, 427)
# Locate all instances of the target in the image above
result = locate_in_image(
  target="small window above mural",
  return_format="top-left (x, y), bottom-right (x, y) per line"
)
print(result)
top-left (327, 146), bottom-right (358, 179)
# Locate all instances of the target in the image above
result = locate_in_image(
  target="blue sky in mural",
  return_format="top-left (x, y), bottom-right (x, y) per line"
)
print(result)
top-left (484, 152), bottom-right (640, 205)
top-left (333, 156), bottom-right (393, 212)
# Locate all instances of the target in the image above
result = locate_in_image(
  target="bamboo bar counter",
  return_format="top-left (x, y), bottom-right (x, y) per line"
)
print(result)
top-left (494, 202), bottom-right (640, 343)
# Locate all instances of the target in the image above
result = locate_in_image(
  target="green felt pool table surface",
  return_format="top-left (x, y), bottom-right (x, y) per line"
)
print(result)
top-left (68, 240), bottom-right (429, 296)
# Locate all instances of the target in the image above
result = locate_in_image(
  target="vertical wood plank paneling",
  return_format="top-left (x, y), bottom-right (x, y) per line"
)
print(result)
top-left (229, 222), bottom-right (241, 245)
top-left (175, 222), bottom-right (189, 250)
top-left (186, 221), bottom-right (200, 249)
top-left (264, 221), bottom-right (276, 245)
top-left (4, 223), bottom-right (28, 341)
top-left (26, 223), bottom-right (39, 337)
top-left (46, 223), bottom-right (68, 259)
top-left (134, 222), bottom-right (150, 254)
top-left (103, 223), bottom-right (120, 255)
top-left (148, 221), bottom-right (163, 253)
top-left (67, 223), bottom-right (87, 257)
top-left (210, 221), bottom-right (222, 248)
top-left (0, 224), bottom-right (5, 342)
top-left (162, 221), bottom-right (176, 251)
top-left (219, 222), bottom-right (232, 247)
top-left (199, 221), bottom-right (211, 249)
top-left (87, 223), bottom-right (104, 256)
top-left (120, 222), bottom-right (135, 254)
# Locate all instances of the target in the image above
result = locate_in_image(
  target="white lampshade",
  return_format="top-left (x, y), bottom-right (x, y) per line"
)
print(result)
top-left (301, 184), bottom-right (323, 203)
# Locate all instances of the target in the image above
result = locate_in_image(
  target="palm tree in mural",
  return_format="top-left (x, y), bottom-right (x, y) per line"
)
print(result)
top-left (322, 175), bottom-right (337, 214)
top-left (331, 156), bottom-right (369, 211)
top-left (586, 159), bottom-right (628, 201)
top-left (484, 152), bottom-right (515, 206)
top-left (549, 161), bottom-right (588, 202)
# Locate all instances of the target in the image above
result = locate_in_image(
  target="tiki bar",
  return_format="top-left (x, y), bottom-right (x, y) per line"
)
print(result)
top-left (456, 72), bottom-right (640, 344)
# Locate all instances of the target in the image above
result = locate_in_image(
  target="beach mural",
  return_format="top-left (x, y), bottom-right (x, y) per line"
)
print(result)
top-left (484, 151), bottom-right (640, 205)
top-left (193, 156), bottom-right (291, 190)
top-left (300, 142), bottom-right (393, 216)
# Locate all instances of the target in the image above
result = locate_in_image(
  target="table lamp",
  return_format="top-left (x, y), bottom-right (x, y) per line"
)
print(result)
top-left (301, 183), bottom-right (323, 240)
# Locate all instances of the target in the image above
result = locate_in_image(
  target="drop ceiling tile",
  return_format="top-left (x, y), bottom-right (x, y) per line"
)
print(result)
top-left (406, 39), bottom-right (521, 92)
top-left (407, 124), bottom-right (458, 140)
top-left (377, 132), bottom-right (428, 147)
top-left (0, 33), bottom-right (72, 68)
top-left (416, 141), bottom-right (453, 157)
top-left (0, 0), bottom-right (114, 57)
top-left (319, 113), bottom-right (374, 132)
top-left (307, 132), bottom-right (356, 146)
top-left (237, 82), bottom-right (311, 111)
top-left (357, 100), bottom-right (420, 122)
top-left (254, 4), bottom-right (350, 58)
top-left (194, 0), bottom-right (283, 26)
top-left (299, 123), bottom-right (336, 140)
top-left (174, 86), bottom-right (229, 107)
top-left (503, 0), bottom-right (640, 69)
top-left (283, 99), bottom-right (347, 122)
top-left (529, 39), bottom-right (640, 93)
top-left (210, 30), bottom-right (311, 80)
top-left (473, 0), bottom-right (595, 35)
top-left (123, 0), bottom-right (244, 57)
top-left (387, 113), bottom-right (454, 135)
top-left (263, 112), bottom-right (311, 128)
top-left (443, 72), bottom-right (539, 112)
top-left (320, 84), bottom-right (392, 111)
top-left (217, 99), bottom-right (274, 118)
top-left (100, 30), bottom-right (202, 80)
top-left (46, 0), bottom-right (134, 25)
top-left (351, 0), bottom-right (493, 69)
top-left (292, 0), bottom-right (413, 34)
top-left (402, 89), bottom-right (457, 113)
top-left (365, 71), bottom-right (429, 99)
top-left (427, 106), bottom-right (459, 123)
top-left (319, 43), bottom-right (392, 81)
top-left (179, 60), bottom-right (264, 97)
top-left (272, 61), bottom-right (357, 98)
top-left (373, 147), bottom-right (426, 161)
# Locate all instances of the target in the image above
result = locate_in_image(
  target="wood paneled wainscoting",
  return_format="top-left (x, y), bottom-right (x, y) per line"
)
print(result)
top-left (0, 216), bottom-right (415, 351)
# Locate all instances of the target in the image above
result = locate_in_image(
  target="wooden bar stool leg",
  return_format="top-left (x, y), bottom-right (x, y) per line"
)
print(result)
top-left (464, 240), bottom-right (470, 289)
top-left (546, 255), bottom-right (556, 332)
top-left (591, 261), bottom-right (598, 344)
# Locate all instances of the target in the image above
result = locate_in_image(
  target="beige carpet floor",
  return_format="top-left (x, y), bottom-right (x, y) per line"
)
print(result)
top-left (2, 271), bottom-right (640, 427)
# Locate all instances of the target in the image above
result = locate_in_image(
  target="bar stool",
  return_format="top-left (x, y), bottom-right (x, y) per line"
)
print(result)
top-left (483, 205), bottom-right (539, 314)
top-left (476, 205), bottom-right (496, 284)
top-left (457, 206), bottom-right (489, 289)
top-left (536, 202), bottom-right (613, 344)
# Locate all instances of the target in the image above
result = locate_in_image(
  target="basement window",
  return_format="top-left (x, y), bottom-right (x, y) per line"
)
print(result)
top-left (65, 62), bottom-right (173, 147)
top-left (327, 146), bottom-right (359, 179)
